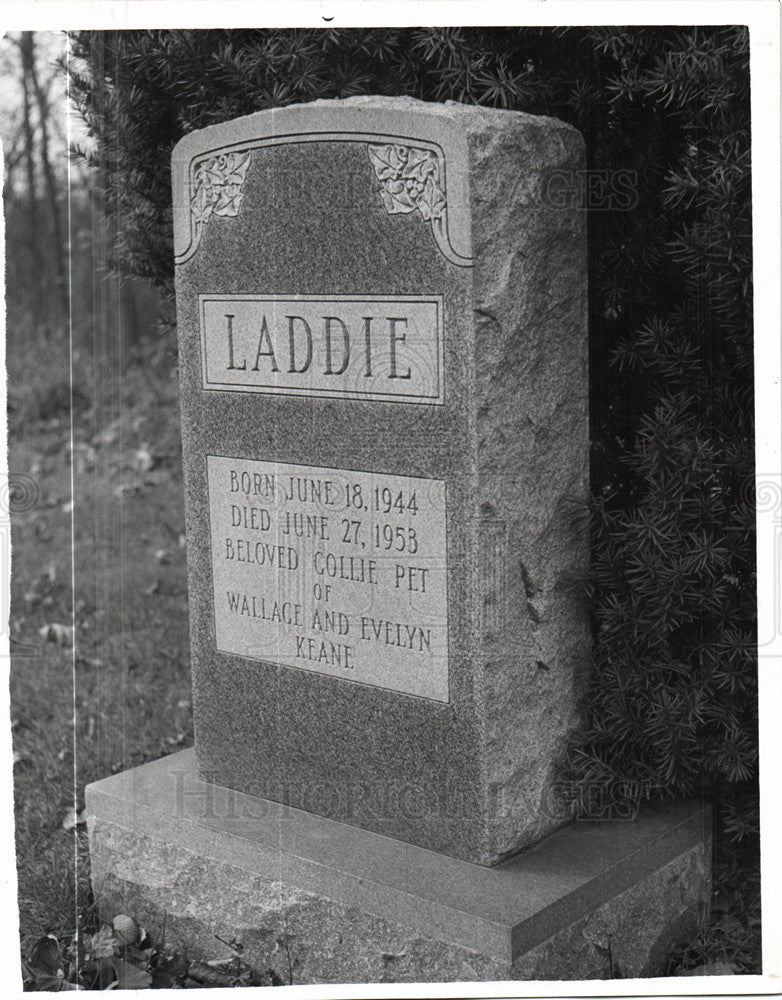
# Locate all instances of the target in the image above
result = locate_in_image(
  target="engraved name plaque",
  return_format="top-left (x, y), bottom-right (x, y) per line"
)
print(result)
top-left (200, 294), bottom-right (444, 404)
top-left (207, 456), bottom-right (449, 702)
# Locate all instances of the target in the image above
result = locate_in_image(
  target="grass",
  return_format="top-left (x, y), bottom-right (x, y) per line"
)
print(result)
top-left (8, 284), bottom-right (194, 980)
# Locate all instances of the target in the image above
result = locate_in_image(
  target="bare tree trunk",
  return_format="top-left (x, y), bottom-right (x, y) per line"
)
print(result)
top-left (20, 31), bottom-right (68, 321)
top-left (19, 32), bottom-right (41, 328)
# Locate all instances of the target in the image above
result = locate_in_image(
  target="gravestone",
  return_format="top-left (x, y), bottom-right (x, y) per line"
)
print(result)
top-left (172, 96), bottom-right (590, 865)
top-left (86, 97), bottom-right (710, 982)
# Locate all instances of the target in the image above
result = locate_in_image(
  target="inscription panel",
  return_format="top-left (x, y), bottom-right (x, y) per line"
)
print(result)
top-left (207, 456), bottom-right (449, 701)
top-left (200, 294), bottom-right (444, 403)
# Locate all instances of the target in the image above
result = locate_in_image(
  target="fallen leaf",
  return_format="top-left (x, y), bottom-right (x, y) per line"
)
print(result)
top-left (62, 807), bottom-right (87, 831)
top-left (150, 952), bottom-right (189, 989)
top-left (675, 961), bottom-right (737, 976)
top-left (93, 417), bottom-right (121, 447)
top-left (72, 443), bottom-right (96, 473)
top-left (134, 446), bottom-right (155, 473)
top-left (39, 623), bottom-right (73, 647)
top-left (36, 974), bottom-right (78, 990)
top-left (89, 925), bottom-right (115, 960)
top-left (28, 934), bottom-right (61, 978)
top-left (112, 914), bottom-right (138, 945)
top-left (94, 954), bottom-right (117, 989)
top-left (113, 479), bottom-right (141, 497)
top-left (112, 956), bottom-right (152, 988)
top-left (126, 945), bottom-right (153, 963)
top-left (187, 960), bottom-right (235, 988)
top-left (77, 655), bottom-right (104, 669)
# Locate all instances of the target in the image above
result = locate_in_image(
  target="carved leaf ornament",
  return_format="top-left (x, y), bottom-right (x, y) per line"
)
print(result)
top-left (368, 144), bottom-right (446, 222)
top-left (191, 151), bottom-right (252, 226)
top-left (179, 141), bottom-right (469, 266)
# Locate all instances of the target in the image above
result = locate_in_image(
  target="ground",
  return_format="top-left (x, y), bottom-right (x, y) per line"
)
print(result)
top-left (8, 304), bottom-right (194, 978)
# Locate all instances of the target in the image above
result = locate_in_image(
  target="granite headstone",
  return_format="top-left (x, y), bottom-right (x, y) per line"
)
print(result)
top-left (171, 96), bottom-right (589, 865)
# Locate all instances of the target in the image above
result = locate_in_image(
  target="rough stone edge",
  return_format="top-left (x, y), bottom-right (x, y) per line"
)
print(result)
top-left (88, 817), bottom-right (506, 985)
top-left (511, 842), bottom-right (710, 980)
top-left (86, 784), bottom-right (711, 984)
top-left (85, 751), bottom-right (711, 963)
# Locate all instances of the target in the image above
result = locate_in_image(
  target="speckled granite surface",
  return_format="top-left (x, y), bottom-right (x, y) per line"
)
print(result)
top-left (86, 750), bottom-right (711, 984)
top-left (173, 97), bottom-right (589, 864)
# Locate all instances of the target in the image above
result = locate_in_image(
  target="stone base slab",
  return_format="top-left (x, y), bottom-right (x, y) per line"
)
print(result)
top-left (86, 749), bottom-right (711, 984)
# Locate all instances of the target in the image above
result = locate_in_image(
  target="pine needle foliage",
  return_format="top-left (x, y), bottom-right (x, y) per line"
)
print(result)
top-left (68, 26), bottom-right (756, 919)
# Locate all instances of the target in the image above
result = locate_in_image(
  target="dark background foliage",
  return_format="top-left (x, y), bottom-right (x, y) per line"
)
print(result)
top-left (66, 26), bottom-right (758, 967)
